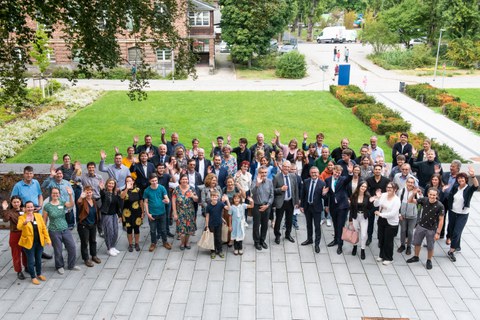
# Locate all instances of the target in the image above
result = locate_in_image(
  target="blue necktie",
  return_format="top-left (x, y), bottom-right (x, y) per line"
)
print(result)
top-left (285, 175), bottom-right (291, 199)
top-left (308, 180), bottom-right (316, 203)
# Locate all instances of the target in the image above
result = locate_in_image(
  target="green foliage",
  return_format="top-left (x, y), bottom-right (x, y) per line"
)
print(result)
top-left (51, 66), bottom-right (164, 80)
top-left (369, 45), bottom-right (436, 69)
top-left (442, 0), bottom-right (480, 40)
top-left (275, 51), bottom-right (306, 79)
top-left (253, 53), bottom-right (278, 70)
top-left (220, 0), bottom-right (291, 67)
top-left (446, 38), bottom-right (480, 68)
top-left (405, 83), bottom-right (460, 107)
top-left (360, 15), bottom-right (397, 54)
top-left (29, 25), bottom-right (51, 74)
top-left (330, 85), bottom-right (375, 108)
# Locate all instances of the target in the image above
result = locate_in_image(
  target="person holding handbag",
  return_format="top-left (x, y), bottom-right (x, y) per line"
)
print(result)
top-left (372, 183), bottom-right (401, 266)
top-left (348, 181), bottom-right (372, 260)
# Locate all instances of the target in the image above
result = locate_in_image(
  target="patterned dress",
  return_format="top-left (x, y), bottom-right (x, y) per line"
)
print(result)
top-left (173, 186), bottom-right (197, 235)
top-left (122, 187), bottom-right (143, 229)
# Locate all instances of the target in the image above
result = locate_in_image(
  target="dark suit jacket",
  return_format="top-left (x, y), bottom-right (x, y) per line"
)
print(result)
top-left (416, 149), bottom-right (439, 163)
top-left (392, 142), bottom-right (413, 167)
top-left (301, 178), bottom-right (326, 213)
top-left (195, 158), bottom-right (212, 183)
top-left (213, 166), bottom-right (228, 189)
top-left (130, 162), bottom-right (155, 189)
top-left (273, 172), bottom-right (299, 209)
top-left (324, 175), bottom-right (353, 210)
top-left (151, 154), bottom-right (170, 167)
top-left (186, 171), bottom-right (203, 195)
top-left (133, 144), bottom-right (159, 157)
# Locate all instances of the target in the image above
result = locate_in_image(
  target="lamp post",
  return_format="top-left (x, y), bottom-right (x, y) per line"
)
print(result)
top-left (433, 28), bottom-right (445, 82)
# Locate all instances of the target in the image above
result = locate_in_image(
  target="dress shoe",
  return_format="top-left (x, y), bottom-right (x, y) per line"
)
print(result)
top-left (167, 232), bottom-right (175, 238)
top-left (360, 249), bottom-right (365, 260)
top-left (405, 246), bottom-right (412, 255)
top-left (163, 242), bottom-right (172, 250)
top-left (448, 251), bottom-right (456, 262)
top-left (261, 242), bottom-right (268, 249)
top-left (301, 239), bottom-right (313, 246)
top-left (397, 245), bottom-right (406, 253)
top-left (37, 275), bottom-right (46, 281)
top-left (17, 271), bottom-right (25, 280)
top-left (336, 247), bottom-right (343, 255)
top-left (352, 245), bottom-right (357, 256)
top-left (285, 235), bottom-right (295, 243)
top-left (327, 240), bottom-right (338, 247)
top-left (407, 256), bottom-right (419, 263)
top-left (426, 259), bottom-right (433, 270)
top-left (41, 252), bottom-right (52, 260)
top-left (84, 259), bottom-right (94, 267)
top-left (315, 245), bottom-right (320, 253)
top-left (275, 236), bottom-right (280, 244)
top-left (255, 243), bottom-right (262, 251)
top-left (149, 243), bottom-right (156, 252)
top-left (92, 256), bottom-right (101, 264)
top-left (366, 238), bottom-right (372, 246)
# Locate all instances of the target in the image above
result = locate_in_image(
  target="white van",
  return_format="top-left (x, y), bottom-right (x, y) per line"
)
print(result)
top-left (344, 30), bottom-right (357, 43)
top-left (316, 26), bottom-right (346, 43)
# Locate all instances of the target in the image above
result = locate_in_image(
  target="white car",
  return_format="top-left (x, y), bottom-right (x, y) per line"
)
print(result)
top-left (219, 41), bottom-right (230, 53)
top-left (278, 43), bottom-right (298, 54)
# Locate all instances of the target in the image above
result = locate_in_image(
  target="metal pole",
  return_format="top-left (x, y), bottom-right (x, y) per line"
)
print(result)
top-left (433, 29), bottom-right (444, 82)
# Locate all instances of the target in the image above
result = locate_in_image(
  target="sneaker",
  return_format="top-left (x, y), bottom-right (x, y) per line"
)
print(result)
top-left (112, 248), bottom-right (120, 254)
top-left (406, 256), bottom-right (420, 263)
top-left (163, 242), bottom-right (172, 250)
top-left (57, 267), bottom-right (65, 275)
top-left (135, 244), bottom-right (141, 251)
top-left (448, 251), bottom-right (456, 262)
top-left (218, 252), bottom-right (225, 258)
top-left (239, 250), bottom-right (244, 255)
top-left (37, 275), bottom-right (47, 281)
top-left (405, 246), bottom-right (412, 255)
top-left (108, 248), bottom-right (117, 256)
top-left (376, 257), bottom-right (383, 262)
top-left (149, 243), bottom-right (156, 252)
top-left (70, 266), bottom-right (81, 271)
top-left (326, 219), bottom-right (332, 227)
top-left (426, 259), bottom-right (433, 270)
top-left (245, 222), bottom-right (249, 228)
top-left (321, 219), bottom-right (326, 225)
top-left (32, 278), bottom-right (40, 285)
top-left (84, 260), bottom-right (94, 267)
top-left (211, 252), bottom-right (216, 259)
top-left (128, 244), bottom-right (133, 252)
top-left (382, 260), bottom-right (393, 266)
top-left (397, 245), bottom-right (406, 253)
top-left (456, 248), bottom-right (461, 253)
top-left (234, 250), bottom-right (239, 255)
top-left (92, 256), bottom-right (101, 264)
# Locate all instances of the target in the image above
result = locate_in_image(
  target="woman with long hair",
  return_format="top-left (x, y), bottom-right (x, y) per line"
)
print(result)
top-left (100, 178), bottom-right (122, 256)
top-left (120, 176), bottom-right (144, 252)
top-left (349, 181), bottom-right (371, 259)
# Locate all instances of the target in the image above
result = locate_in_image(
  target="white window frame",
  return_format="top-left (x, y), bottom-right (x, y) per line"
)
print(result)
top-left (189, 11), bottom-right (209, 26)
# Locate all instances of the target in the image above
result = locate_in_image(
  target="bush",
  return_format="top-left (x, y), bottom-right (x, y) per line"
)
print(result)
top-left (446, 38), bottom-right (480, 69)
top-left (331, 85), bottom-right (375, 108)
top-left (253, 53), bottom-right (278, 69)
top-left (369, 45), bottom-right (436, 70)
top-left (352, 103), bottom-right (410, 134)
top-left (275, 51), bottom-right (307, 79)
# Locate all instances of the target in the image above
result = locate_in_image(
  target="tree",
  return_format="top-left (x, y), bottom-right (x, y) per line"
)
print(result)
top-left (343, 11), bottom-right (356, 29)
top-left (361, 12), bottom-right (397, 54)
top-left (380, 0), bottom-right (427, 49)
top-left (220, 0), bottom-right (291, 67)
top-left (0, 0), bottom-right (196, 106)
top-left (441, 0), bottom-right (480, 40)
top-left (30, 25), bottom-right (51, 98)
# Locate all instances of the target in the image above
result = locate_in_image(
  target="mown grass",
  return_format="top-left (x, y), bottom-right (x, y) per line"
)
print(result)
top-left (9, 91), bottom-right (392, 163)
top-left (447, 88), bottom-right (480, 106)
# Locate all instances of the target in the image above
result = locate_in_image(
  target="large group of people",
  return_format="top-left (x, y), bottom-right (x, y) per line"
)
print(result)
top-left (1, 128), bottom-right (478, 285)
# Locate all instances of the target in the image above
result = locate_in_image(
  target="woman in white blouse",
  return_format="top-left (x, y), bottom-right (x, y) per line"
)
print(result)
top-left (372, 182), bottom-right (401, 265)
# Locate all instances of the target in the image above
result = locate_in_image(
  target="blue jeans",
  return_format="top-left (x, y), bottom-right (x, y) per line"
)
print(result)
top-left (449, 211), bottom-right (468, 250)
top-left (149, 214), bottom-right (167, 244)
top-left (24, 241), bottom-right (44, 279)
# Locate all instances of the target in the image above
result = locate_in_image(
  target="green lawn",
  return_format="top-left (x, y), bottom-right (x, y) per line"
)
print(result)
top-left (447, 88), bottom-right (480, 106)
top-left (9, 91), bottom-right (391, 163)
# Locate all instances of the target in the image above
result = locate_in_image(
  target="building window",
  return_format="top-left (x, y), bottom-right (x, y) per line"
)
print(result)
top-left (156, 49), bottom-right (172, 61)
top-left (192, 39), bottom-right (209, 53)
top-left (128, 47), bottom-right (142, 65)
top-left (126, 14), bottom-right (134, 31)
top-left (189, 11), bottom-right (209, 26)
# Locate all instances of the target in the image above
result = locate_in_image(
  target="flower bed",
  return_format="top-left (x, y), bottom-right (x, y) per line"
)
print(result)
top-left (330, 84), bottom-right (465, 163)
top-left (0, 87), bottom-right (103, 162)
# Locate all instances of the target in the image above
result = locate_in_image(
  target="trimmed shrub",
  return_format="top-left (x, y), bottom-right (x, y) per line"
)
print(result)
top-left (275, 51), bottom-right (307, 79)
top-left (331, 85), bottom-right (375, 108)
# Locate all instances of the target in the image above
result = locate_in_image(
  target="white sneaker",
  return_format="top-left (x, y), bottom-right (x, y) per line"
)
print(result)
top-left (112, 248), bottom-right (120, 254)
top-left (57, 267), bottom-right (65, 275)
top-left (376, 257), bottom-right (383, 262)
top-left (108, 248), bottom-right (118, 256)
top-left (321, 219), bottom-right (326, 225)
top-left (382, 260), bottom-right (393, 266)
top-left (326, 219), bottom-right (332, 227)
top-left (70, 266), bottom-right (81, 271)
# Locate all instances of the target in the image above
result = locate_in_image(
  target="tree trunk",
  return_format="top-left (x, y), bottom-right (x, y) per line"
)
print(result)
top-left (291, 17), bottom-right (298, 32)
top-left (307, 0), bottom-right (319, 42)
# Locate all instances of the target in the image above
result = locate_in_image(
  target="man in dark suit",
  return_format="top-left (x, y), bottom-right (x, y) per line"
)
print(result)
top-left (324, 164), bottom-right (353, 254)
top-left (273, 161), bottom-right (299, 244)
top-left (195, 148), bottom-right (211, 184)
top-left (366, 164), bottom-right (390, 245)
top-left (151, 144), bottom-right (170, 167)
top-left (186, 159), bottom-right (203, 215)
top-left (210, 155), bottom-right (228, 189)
top-left (129, 151), bottom-right (155, 194)
top-left (442, 160), bottom-right (461, 240)
top-left (301, 166), bottom-right (326, 253)
top-left (391, 132), bottom-right (413, 168)
top-left (133, 134), bottom-right (159, 158)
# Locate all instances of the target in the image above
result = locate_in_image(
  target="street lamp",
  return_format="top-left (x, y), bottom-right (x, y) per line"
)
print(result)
top-left (433, 28), bottom-right (446, 82)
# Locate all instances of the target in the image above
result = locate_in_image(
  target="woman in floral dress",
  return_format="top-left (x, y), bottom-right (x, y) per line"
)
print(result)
top-left (172, 174), bottom-right (198, 250)
top-left (121, 176), bottom-right (143, 252)
top-left (221, 145), bottom-right (237, 176)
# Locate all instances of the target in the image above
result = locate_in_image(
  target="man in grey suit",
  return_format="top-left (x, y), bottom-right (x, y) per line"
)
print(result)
top-left (273, 161), bottom-right (300, 244)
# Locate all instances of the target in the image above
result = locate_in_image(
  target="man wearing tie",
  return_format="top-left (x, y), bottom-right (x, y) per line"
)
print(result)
top-left (273, 162), bottom-right (299, 244)
top-left (325, 164), bottom-right (353, 254)
top-left (301, 167), bottom-right (326, 253)
top-left (251, 166), bottom-right (274, 250)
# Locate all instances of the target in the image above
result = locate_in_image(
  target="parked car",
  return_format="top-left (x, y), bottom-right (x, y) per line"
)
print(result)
top-left (278, 43), bottom-right (298, 54)
top-left (219, 41), bottom-right (230, 53)
top-left (269, 39), bottom-right (278, 52)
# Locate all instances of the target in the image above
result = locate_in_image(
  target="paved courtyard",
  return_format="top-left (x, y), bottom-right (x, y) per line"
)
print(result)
top-left (1, 192), bottom-right (480, 320)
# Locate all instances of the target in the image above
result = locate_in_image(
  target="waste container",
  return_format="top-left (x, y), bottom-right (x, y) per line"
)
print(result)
top-left (399, 81), bottom-right (406, 93)
top-left (338, 65), bottom-right (350, 85)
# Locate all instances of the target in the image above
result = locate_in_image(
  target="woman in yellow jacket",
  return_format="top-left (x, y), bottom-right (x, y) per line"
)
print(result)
top-left (17, 201), bottom-right (51, 285)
